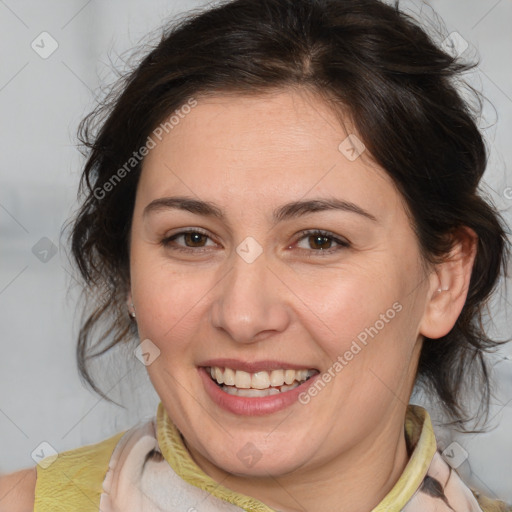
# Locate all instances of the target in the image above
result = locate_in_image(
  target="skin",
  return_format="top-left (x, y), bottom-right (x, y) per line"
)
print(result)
top-left (126, 88), bottom-right (476, 512)
top-left (0, 468), bottom-right (36, 511)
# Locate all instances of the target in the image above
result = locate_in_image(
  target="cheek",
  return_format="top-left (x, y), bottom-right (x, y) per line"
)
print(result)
top-left (303, 261), bottom-right (422, 395)
top-left (130, 254), bottom-right (214, 352)
top-left (297, 266), bottom-right (405, 350)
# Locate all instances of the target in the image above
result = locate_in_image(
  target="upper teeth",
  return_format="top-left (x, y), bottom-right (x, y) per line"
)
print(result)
top-left (208, 367), bottom-right (315, 389)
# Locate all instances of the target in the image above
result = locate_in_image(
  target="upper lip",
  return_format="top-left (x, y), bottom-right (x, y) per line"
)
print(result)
top-left (199, 359), bottom-right (319, 373)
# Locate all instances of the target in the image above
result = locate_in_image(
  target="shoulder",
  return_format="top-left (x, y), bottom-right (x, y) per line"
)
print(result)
top-left (34, 430), bottom-right (126, 511)
top-left (0, 467), bottom-right (37, 511)
top-left (0, 433), bottom-right (125, 512)
top-left (0, 430), bottom-right (130, 512)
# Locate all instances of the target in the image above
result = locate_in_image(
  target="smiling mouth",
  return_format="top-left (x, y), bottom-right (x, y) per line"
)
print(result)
top-left (206, 366), bottom-right (319, 397)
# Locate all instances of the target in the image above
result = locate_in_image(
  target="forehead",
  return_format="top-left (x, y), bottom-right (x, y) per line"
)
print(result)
top-left (149, 89), bottom-right (357, 159)
top-left (137, 89), bottom-right (400, 219)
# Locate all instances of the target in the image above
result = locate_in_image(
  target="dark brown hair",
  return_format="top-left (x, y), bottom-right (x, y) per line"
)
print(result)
top-left (67, 0), bottom-right (510, 431)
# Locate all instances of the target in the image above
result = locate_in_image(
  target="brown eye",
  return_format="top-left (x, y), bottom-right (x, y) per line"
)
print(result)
top-left (161, 229), bottom-right (216, 252)
top-left (308, 234), bottom-right (333, 250)
top-left (183, 232), bottom-right (208, 247)
top-left (295, 230), bottom-right (350, 254)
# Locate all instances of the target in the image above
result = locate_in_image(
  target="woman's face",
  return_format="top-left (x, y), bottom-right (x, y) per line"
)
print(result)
top-left (129, 89), bottom-right (434, 477)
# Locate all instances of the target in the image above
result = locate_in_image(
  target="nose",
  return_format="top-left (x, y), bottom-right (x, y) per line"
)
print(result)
top-left (210, 251), bottom-right (291, 344)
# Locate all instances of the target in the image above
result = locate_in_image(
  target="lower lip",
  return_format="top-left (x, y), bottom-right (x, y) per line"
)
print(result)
top-left (198, 367), bottom-right (318, 416)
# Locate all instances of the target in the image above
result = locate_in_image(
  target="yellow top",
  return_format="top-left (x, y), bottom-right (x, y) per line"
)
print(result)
top-left (34, 403), bottom-right (511, 512)
top-left (34, 430), bottom-right (125, 512)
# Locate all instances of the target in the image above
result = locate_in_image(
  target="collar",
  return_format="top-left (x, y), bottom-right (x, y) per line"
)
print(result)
top-left (156, 403), bottom-right (437, 512)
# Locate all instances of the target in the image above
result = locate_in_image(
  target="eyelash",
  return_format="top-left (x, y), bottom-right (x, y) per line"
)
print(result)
top-left (161, 228), bottom-right (350, 256)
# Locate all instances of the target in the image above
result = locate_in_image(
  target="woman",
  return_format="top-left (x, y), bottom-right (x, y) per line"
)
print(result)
top-left (1, 0), bottom-right (510, 510)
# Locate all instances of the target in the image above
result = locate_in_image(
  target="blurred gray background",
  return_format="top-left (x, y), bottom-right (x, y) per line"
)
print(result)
top-left (1, 0), bottom-right (511, 502)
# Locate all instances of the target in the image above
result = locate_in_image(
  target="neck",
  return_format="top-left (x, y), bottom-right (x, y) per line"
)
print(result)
top-left (184, 408), bottom-right (410, 512)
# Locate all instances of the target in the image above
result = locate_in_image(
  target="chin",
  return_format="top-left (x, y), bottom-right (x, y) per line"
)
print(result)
top-left (205, 443), bottom-right (311, 478)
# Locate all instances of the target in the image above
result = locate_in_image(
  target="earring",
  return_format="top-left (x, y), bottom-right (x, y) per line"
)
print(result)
top-left (437, 286), bottom-right (449, 293)
top-left (128, 302), bottom-right (136, 319)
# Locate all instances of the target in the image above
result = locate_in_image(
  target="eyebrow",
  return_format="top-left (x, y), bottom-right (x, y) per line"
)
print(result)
top-left (143, 196), bottom-right (377, 222)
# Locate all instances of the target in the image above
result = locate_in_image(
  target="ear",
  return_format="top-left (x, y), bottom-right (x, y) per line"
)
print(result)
top-left (419, 227), bottom-right (478, 339)
top-left (126, 290), bottom-right (136, 318)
